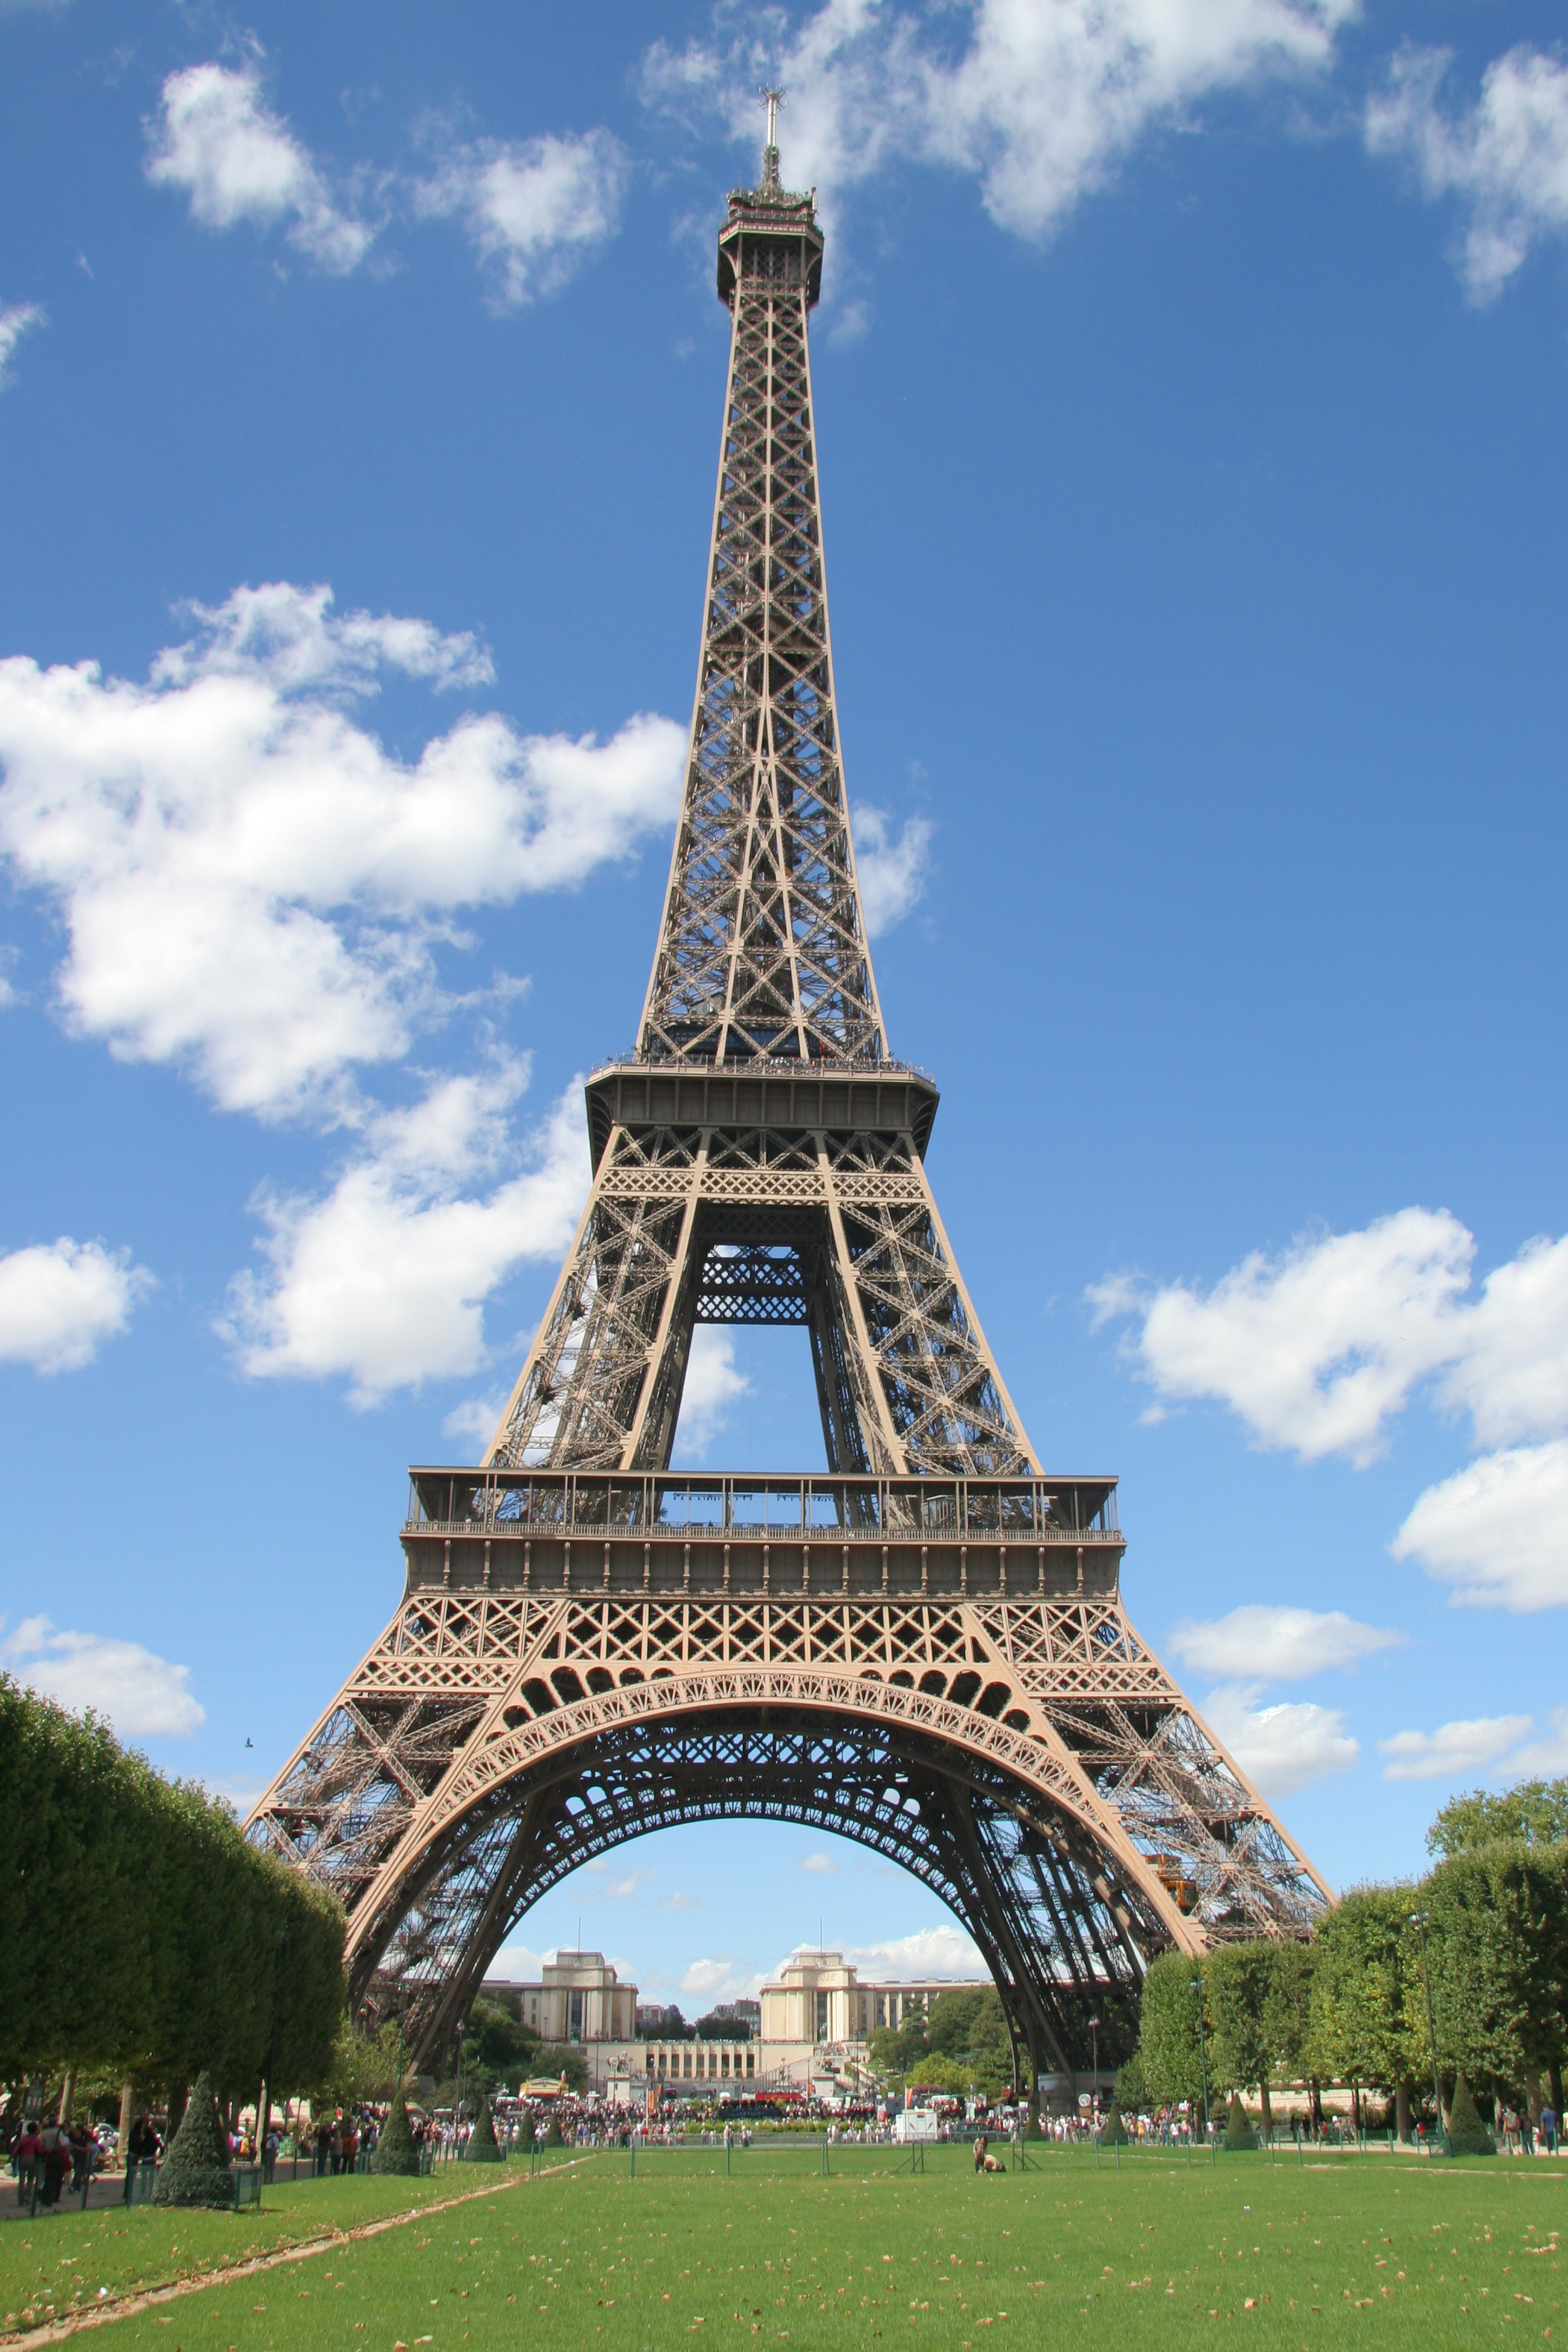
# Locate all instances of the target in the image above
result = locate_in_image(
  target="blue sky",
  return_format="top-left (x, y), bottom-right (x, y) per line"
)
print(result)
top-left (3, 0), bottom-right (1568, 2012)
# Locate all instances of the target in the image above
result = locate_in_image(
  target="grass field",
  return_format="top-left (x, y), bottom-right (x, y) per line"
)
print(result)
top-left (3, 2146), bottom-right (1564, 2349)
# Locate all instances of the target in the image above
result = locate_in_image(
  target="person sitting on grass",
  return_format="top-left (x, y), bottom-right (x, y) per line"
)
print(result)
top-left (972, 2134), bottom-right (1004, 2174)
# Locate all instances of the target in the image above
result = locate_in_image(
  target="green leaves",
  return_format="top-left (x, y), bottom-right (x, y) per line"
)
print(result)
top-left (0, 1673), bottom-right (344, 2095)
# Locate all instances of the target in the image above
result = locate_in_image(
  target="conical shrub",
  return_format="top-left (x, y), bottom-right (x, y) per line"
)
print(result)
top-left (517, 2112), bottom-right (536, 2152)
top-left (1098, 2100), bottom-right (1130, 2145)
top-left (543, 2113), bottom-right (564, 2149)
top-left (1447, 2076), bottom-right (1496, 2157)
top-left (1224, 2093), bottom-right (1259, 2151)
top-left (152, 2072), bottom-right (235, 2208)
top-left (370, 2097), bottom-right (422, 2176)
top-left (463, 2095), bottom-right (502, 2163)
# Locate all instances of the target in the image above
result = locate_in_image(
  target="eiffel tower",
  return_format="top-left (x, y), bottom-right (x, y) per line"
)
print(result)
top-left (249, 108), bottom-right (1328, 2094)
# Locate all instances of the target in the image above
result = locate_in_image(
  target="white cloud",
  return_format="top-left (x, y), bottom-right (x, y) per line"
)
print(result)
top-left (1505, 1709), bottom-right (1568, 1777)
top-left (203, 1773), bottom-right (269, 1814)
top-left (1390, 1440), bottom-right (1568, 1614)
top-left (1367, 45), bottom-right (1568, 304)
top-left (1168, 1604), bottom-right (1405, 1682)
top-left (682, 1956), bottom-right (747, 2001)
top-left (595, 1868), bottom-right (659, 1901)
top-left (840, 1923), bottom-right (987, 1980)
top-left (1090, 1207), bottom-right (1475, 1467)
top-left (854, 805), bottom-right (933, 937)
top-left (798, 1850), bottom-right (838, 1875)
top-left (146, 59), bottom-right (379, 274)
top-left (673, 1325), bottom-right (751, 1456)
top-left (0, 581), bottom-right (684, 1119)
top-left (646, 0), bottom-right (1349, 248)
top-left (1435, 1235), bottom-right (1568, 1450)
top-left (0, 1237), bottom-right (152, 1371)
top-left (416, 130), bottom-right (628, 309)
top-left (1378, 1712), bottom-right (1533, 1784)
top-left (0, 301), bottom-right (44, 391)
top-left (222, 1075), bottom-right (589, 1404)
top-left (486, 1941), bottom-right (546, 1980)
top-left (1202, 1682), bottom-right (1358, 1797)
top-left (659, 1891), bottom-right (702, 1912)
top-left (3, 1615), bottom-right (204, 1737)
top-left (1094, 1207), bottom-right (1568, 1614)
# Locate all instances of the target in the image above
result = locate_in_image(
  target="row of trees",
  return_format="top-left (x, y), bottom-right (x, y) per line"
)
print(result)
top-left (1, 1675), bottom-right (345, 2112)
top-left (870, 1987), bottom-right (1015, 2100)
top-left (1123, 1779), bottom-right (1568, 2131)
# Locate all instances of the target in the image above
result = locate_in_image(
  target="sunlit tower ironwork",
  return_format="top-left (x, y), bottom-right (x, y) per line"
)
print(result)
top-left (248, 106), bottom-right (1330, 2103)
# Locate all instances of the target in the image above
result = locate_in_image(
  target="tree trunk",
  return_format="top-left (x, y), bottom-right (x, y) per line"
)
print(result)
top-left (118, 2080), bottom-right (136, 2167)
top-left (1258, 2082), bottom-right (1272, 2136)
top-left (1309, 2079), bottom-right (1324, 2134)
top-left (1350, 2082), bottom-right (1362, 2136)
top-left (1395, 2082), bottom-right (1412, 2144)
top-left (1526, 2072), bottom-right (1543, 2128)
top-left (1551, 2059), bottom-right (1564, 2120)
top-left (57, 2069), bottom-right (76, 2125)
top-left (167, 2083), bottom-right (188, 2139)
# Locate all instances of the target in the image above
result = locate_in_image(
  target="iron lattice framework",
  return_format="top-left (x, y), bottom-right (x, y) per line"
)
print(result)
top-left (248, 142), bottom-right (1330, 2087)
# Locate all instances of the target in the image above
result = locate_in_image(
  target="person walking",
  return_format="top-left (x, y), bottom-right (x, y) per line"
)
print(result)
top-left (1540, 2100), bottom-right (1558, 2156)
top-left (36, 2120), bottom-right (70, 2209)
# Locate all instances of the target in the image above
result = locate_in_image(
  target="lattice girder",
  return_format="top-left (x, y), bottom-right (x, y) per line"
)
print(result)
top-left (248, 146), bottom-right (1334, 2091)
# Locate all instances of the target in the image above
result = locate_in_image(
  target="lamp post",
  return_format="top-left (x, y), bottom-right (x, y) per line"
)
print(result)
top-left (1190, 1980), bottom-right (1210, 2141)
top-left (1088, 2016), bottom-right (1101, 2131)
top-left (1409, 1912), bottom-right (1446, 2152)
top-left (453, 2017), bottom-right (466, 2160)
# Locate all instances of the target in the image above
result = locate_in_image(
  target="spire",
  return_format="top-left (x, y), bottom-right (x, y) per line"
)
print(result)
top-left (760, 84), bottom-right (785, 193)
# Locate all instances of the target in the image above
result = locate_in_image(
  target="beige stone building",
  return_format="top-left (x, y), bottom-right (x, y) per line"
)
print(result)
top-left (484, 1946), bottom-right (990, 2097)
top-left (483, 1949), bottom-right (637, 2045)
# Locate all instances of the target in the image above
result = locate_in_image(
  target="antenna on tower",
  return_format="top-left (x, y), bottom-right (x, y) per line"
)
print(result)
top-left (760, 84), bottom-right (785, 190)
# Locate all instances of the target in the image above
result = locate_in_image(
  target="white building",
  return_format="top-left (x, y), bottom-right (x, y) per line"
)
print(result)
top-left (545, 1949), bottom-right (990, 2098)
top-left (483, 1949), bottom-right (637, 2045)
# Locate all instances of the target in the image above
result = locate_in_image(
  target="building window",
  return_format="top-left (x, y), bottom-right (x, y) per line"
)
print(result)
top-left (570, 1991), bottom-right (584, 2042)
top-left (683, 2051), bottom-right (691, 2078)
top-left (815, 1992), bottom-right (829, 2042)
top-left (746, 2051), bottom-right (755, 2077)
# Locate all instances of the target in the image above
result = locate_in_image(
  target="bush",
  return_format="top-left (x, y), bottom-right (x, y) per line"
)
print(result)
top-left (152, 2071), bottom-right (233, 2208)
top-left (370, 2099), bottom-right (421, 2176)
top-left (1113, 2052), bottom-right (1146, 2111)
top-left (1446, 2076), bottom-right (1497, 2157)
top-left (1224, 2093), bottom-right (1259, 2151)
top-left (1098, 2100), bottom-right (1130, 2145)
top-left (543, 2114), bottom-right (564, 2149)
top-left (463, 2095), bottom-right (502, 2162)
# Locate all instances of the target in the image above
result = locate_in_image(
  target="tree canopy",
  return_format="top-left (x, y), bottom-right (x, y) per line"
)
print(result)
top-left (0, 1672), bottom-right (344, 2097)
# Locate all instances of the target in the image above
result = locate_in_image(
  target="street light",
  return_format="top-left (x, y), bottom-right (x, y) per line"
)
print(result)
top-left (1189, 1980), bottom-right (1210, 2140)
top-left (1409, 1912), bottom-right (1446, 2153)
top-left (1088, 2016), bottom-right (1102, 2129)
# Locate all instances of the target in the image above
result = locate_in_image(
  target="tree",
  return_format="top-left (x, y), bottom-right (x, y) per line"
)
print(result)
top-left (1113, 2051), bottom-right (1147, 2111)
top-left (1424, 1842), bottom-right (1568, 2112)
top-left (869, 2016), bottom-right (930, 2083)
top-left (0, 1676), bottom-right (345, 2103)
top-left (1224, 2093), bottom-right (1258, 2151)
top-left (925, 1989), bottom-right (1013, 2100)
top-left (152, 2070), bottom-right (233, 2208)
top-left (1137, 1952), bottom-right (1209, 2112)
top-left (1207, 1942), bottom-right (1297, 2131)
top-left (538, 2045), bottom-right (589, 2093)
top-left (694, 2013), bottom-right (751, 2042)
top-left (370, 2099), bottom-right (421, 2176)
top-left (463, 2095), bottom-right (502, 2163)
top-left (1446, 2075), bottom-right (1497, 2156)
top-left (907, 2053), bottom-right (968, 2095)
top-left (638, 2005), bottom-right (693, 2041)
top-left (1427, 1778), bottom-right (1568, 1859)
top-left (1305, 1887), bottom-right (1424, 2135)
top-left (462, 1997), bottom-right (539, 2090)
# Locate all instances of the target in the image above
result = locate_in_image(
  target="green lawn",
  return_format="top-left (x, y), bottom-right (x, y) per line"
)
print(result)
top-left (7, 2143), bottom-right (1563, 2350)
top-left (0, 2161), bottom-right (529, 2333)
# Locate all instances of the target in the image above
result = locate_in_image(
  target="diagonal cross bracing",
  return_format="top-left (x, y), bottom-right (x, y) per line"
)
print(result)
top-left (248, 143), bottom-right (1334, 2091)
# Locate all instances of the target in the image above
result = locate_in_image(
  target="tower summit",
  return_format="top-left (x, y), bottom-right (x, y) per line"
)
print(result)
top-left (249, 129), bottom-right (1330, 2090)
